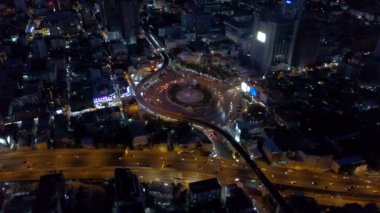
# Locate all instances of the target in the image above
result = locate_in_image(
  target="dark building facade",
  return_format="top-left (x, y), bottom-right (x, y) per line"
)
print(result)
top-left (99, 0), bottom-right (139, 44)
top-left (292, 20), bottom-right (320, 67)
top-left (187, 178), bottom-right (222, 208)
top-left (33, 173), bottom-right (66, 213)
top-left (114, 168), bottom-right (144, 212)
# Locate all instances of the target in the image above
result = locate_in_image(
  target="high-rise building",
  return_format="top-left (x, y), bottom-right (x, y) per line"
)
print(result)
top-left (249, 0), bottom-right (304, 76)
top-left (291, 20), bottom-right (320, 67)
top-left (249, 15), bottom-right (297, 76)
top-left (120, 0), bottom-right (139, 44)
top-left (99, 0), bottom-right (139, 44)
top-left (114, 168), bottom-right (145, 212)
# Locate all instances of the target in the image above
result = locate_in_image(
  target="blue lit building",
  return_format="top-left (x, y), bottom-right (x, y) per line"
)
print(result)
top-left (282, 0), bottom-right (304, 19)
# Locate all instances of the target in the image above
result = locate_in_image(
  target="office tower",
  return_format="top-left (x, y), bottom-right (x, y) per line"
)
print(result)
top-left (99, 0), bottom-right (139, 44)
top-left (249, 0), bottom-right (304, 76)
top-left (120, 0), bottom-right (139, 44)
top-left (114, 168), bottom-right (144, 211)
top-left (291, 20), bottom-right (320, 67)
top-left (249, 15), bottom-right (297, 76)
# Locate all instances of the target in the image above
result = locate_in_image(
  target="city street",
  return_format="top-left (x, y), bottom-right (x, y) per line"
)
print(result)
top-left (0, 148), bottom-right (250, 185)
top-left (0, 147), bottom-right (379, 205)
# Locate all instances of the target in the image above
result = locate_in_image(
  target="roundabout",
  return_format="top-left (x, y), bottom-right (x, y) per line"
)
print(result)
top-left (175, 87), bottom-right (203, 104)
top-left (168, 79), bottom-right (213, 109)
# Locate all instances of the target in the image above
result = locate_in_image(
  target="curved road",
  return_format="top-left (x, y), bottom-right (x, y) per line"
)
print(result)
top-left (134, 31), bottom-right (292, 213)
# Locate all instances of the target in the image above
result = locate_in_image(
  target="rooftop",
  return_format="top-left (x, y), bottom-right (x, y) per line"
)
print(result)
top-left (335, 156), bottom-right (366, 166)
top-left (189, 178), bottom-right (221, 194)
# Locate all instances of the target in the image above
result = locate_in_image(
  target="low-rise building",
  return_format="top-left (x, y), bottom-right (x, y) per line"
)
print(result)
top-left (272, 106), bottom-right (301, 129)
top-left (111, 42), bottom-right (128, 62)
top-left (35, 129), bottom-right (49, 150)
top-left (298, 150), bottom-right (333, 172)
top-left (331, 156), bottom-right (368, 174)
top-left (165, 37), bottom-right (187, 50)
top-left (225, 184), bottom-right (255, 213)
top-left (132, 135), bottom-right (148, 148)
top-left (187, 178), bottom-right (222, 208)
top-left (236, 120), bottom-right (264, 136)
top-left (3, 193), bottom-right (36, 213)
top-left (149, 181), bottom-right (173, 207)
top-left (262, 137), bottom-right (285, 164)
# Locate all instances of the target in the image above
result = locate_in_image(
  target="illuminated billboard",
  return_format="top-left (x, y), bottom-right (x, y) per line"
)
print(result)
top-left (286, 0), bottom-right (293, 4)
top-left (93, 87), bottom-right (133, 107)
top-left (93, 95), bottom-right (114, 106)
top-left (241, 82), bottom-right (250, 92)
top-left (257, 31), bottom-right (266, 43)
top-left (250, 86), bottom-right (257, 97)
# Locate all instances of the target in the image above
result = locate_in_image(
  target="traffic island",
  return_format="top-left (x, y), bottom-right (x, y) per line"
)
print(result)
top-left (167, 80), bottom-right (213, 110)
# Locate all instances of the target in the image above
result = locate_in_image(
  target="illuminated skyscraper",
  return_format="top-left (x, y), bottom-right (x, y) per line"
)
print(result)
top-left (249, 0), bottom-right (304, 76)
top-left (249, 15), bottom-right (297, 76)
